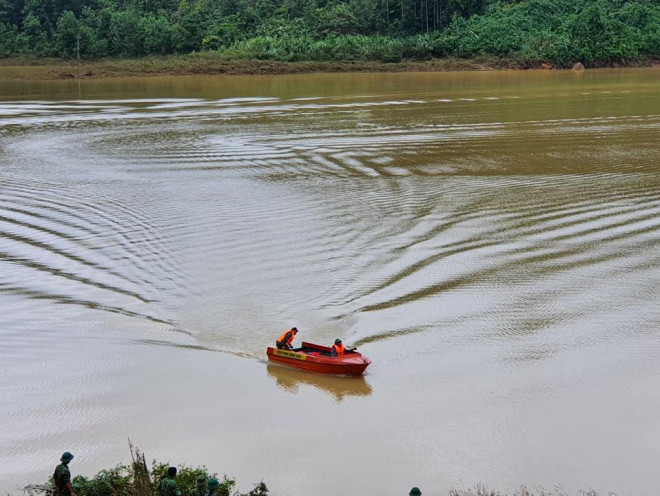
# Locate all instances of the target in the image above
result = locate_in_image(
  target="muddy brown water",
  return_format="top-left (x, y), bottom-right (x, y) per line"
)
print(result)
top-left (1, 68), bottom-right (659, 495)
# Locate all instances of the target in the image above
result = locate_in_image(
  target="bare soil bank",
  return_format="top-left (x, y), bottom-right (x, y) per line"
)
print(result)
top-left (2, 54), bottom-right (659, 80)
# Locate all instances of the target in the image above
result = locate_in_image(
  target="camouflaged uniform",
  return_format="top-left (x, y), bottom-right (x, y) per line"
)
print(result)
top-left (194, 484), bottom-right (207, 496)
top-left (53, 463), bottom-right (71, 496)
top-left (194, 476), bottom-right (207, 496)
top-left (158, 477), bottom-right (181, 496)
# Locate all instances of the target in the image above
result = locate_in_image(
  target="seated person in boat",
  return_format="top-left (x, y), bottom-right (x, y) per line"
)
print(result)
top-left (276, 327), bottom-right (298, 350)
top-left (331, 338), bottom-right (345, 356)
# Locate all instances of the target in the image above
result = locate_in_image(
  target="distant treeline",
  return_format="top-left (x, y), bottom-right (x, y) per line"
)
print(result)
top-left (1, 0), bottom-right (659, 66)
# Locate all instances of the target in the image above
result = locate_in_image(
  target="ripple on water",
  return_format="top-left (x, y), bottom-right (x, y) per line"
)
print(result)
top-left (1, 77), bottom-right (660, 496)
top-left (1, 91), bottom-right (659, 356)
top-left (0, 175), bottom-right (184, 329)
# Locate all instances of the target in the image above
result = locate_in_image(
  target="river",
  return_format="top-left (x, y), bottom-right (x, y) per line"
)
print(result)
top-left (1, 68), bottom-right (659, 496)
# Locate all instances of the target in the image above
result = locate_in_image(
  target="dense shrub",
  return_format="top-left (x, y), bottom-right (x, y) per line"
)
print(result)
top-left (29, 460), bottom-right (268, 496)
top-left (72, 466), bottom-right (132, 496)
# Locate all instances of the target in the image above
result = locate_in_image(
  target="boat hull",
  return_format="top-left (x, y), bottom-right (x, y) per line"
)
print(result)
top-left (267, 341), bottom-right (371, 376)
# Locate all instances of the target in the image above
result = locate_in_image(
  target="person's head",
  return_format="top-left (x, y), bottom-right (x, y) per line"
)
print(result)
top-left (195, 475), bottom-right (207, 488)
top-left (207, 478), bottom-right (220, 492)
top-left (167, 467), bottom-right (177, 477)
top-left (60, 452), bottom-right (74, 464)
top-left (334, 338), bottom-right (342, 345)
top-left (409, 487), bottom-right (422, 496)
top-left (291, 327), bottom-right (298, 333)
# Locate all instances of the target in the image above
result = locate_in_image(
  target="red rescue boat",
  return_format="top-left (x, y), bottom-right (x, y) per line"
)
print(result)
top-left (267, 341), bottom-right (371, 376)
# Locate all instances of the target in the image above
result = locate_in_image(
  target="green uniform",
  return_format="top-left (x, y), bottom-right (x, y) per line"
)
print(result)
top-left (158, 477), bottom-right (181, 496)
top-left (194, 475), bottom-right (207, 496)
top-left (53, 463), bottom-right (71, 496)
top-left (207, 477), bottom-right (220, 495)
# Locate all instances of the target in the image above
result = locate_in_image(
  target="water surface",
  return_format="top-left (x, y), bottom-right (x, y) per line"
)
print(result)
top-left (1, 68), bottom-right (659, 495)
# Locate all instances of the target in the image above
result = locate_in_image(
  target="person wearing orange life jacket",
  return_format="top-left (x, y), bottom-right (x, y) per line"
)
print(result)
top-left (276, 327), bottom-right (298, 350)
top-left (330, 338), bottom-right (345, 356)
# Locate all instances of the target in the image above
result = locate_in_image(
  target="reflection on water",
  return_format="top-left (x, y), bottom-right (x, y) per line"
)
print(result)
top-left (266, 363), bottom-right (372, 401)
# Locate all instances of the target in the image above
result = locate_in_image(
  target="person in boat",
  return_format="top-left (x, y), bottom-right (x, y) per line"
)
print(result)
top-left (331, 338), bottom-right (345, 356)
top-left (53, 452), bottom-right (76, 496)
top-left (276, 327), bottom-right (298, 350)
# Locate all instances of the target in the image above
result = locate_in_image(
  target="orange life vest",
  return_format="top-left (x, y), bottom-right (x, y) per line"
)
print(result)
top-left (277, 329), bottom-right (295, 347)
top-left (332, 342), bottom-right (345, 355)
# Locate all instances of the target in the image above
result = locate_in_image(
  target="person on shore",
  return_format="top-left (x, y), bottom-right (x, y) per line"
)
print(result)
top-left (194, 474), bottom-right (207, 496)
top-left (207, 478), bottom-right (220, 496)
top-left (158, 467), bottom-right (181, 496)
top-left (330, 338), bottom-right (345, 356)
top-left (409, 487), bottom-right (422, 496)
top-left (276, 327), bottom-right (298, 350)
top-left (53, 452), bottom-right (76, 496)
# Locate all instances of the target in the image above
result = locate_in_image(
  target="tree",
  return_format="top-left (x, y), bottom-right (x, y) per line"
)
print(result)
top-left (0, 21), bottom-right (21, 56)
top-left (109, 9), bottom-right (143, 56)
top-left (55, 10), bottom-right (80, 56)
top-left (23, 11), bottom-right (51, 54)
top-left (140, 14), bottom-right (173, 54)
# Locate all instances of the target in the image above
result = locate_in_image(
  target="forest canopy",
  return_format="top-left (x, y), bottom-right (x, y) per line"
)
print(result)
top-left (1, 0), bottom-right (659, 66)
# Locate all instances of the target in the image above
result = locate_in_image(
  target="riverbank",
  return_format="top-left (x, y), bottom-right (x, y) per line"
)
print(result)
top-left (1, 54), bottom-right (658, 80)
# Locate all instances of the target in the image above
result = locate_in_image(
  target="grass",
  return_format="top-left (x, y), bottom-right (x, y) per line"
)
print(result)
top-left (0, 53), bottom-right (577, 80)
top-left (1, 51), bottom-right (659, 80)
top-left (0, 53), bottom-right (524, 79)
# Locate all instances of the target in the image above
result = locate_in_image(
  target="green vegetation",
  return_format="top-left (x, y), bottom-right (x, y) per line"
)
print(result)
top-left (18, 445), bottom-right (620, 496)
top-left (61, 466), bottom-right (267, 496)
top-left (23, 445), bottom-right (268, 496)
top-left (22, 472), bottom-right (616, 496)
top-left (1, 0), bottom-right (658, 68)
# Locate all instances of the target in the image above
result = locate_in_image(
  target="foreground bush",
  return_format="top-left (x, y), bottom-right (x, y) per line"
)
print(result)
top-left (23, 444), bottom-right (268, 496)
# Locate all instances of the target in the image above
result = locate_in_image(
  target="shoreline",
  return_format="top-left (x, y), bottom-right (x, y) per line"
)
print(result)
top-left (1, 54), bottom-right (659, 80)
